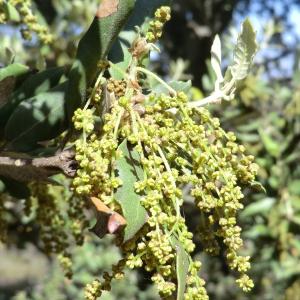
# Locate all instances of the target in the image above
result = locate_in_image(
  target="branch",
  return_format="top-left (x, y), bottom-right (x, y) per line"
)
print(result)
top-left (0, 149), bottom-right (77, 182)
top-left (167, 90), bottom-right (223, 114)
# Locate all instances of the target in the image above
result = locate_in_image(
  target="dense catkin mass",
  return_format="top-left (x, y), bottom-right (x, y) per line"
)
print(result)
top-left (0, 3), bottom-right (259, 299)
top-left (27, 183), bottom-right (88, 278)
top-left (84, 279), bottom-right (102, 300)
top-left (72, 88), bottom-right (258, 299)
top-left (70, 6), bottom-right (258, 299)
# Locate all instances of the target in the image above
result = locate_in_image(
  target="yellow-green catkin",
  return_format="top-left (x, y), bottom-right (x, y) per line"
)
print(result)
top-left (6, 0), bottom-right (53, 44)
top-left (72, 89), bottom-right (258, 299)
top-left (146, 6), bottom-right (171, 42)
top-left (85, 279), bottom-right (102, 300)
top-left (0, 0), bottom-right (6, 23)
top-left (71, 5), bottom-right (257, 299)
top-left (29, 183), bottom-right (88, 278)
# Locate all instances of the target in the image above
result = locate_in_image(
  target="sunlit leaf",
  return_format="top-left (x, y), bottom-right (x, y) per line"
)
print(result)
top-left (152, 80), bottom-right (192, 94)
top-left (2, 2), bottom-right (20, 22)
top-left (171, 236), bottom-right (189, 300)
top-left (211, 35), bottom-right (223, 84)
top-left (222, 19), bottom-right (257, 97)
top-left (0, 63), bottom-right (29, 82)
top-left (115, 139), bottom-right (147, 241)
top-left (231, 19), bottom-right (258, 81)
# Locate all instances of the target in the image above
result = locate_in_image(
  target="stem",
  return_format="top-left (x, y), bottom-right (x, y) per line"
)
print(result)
top-left (109, 107), bottom-right (124, 202)
top-left (156, 145), bottom-right (180, 217)
top-left (85, 70), bottom-right (104, 110)
top-left (166, 90), bottom-right (224, 115)
top-left (188, 90), bottom-right (224, 108)
top-left (114, 109), bottom-right (124, 140)
top-left (157, 146), bottom-right (173, 181)
top-left (0, 149), bottom-right (76, 181)
top-left (136, 67), bottom-right (177, 96)
top-left (129, 109), bottom-right (139, 137)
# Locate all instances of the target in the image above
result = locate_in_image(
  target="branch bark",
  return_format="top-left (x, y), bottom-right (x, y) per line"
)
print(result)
top-left (0, 149), bottom-right (77, 182)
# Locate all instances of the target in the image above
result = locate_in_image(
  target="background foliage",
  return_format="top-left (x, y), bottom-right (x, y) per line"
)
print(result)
top-left (1, 0), bottom-right (300, 299)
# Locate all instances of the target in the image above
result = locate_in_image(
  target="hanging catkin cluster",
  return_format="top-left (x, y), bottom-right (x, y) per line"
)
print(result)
top-left (71, 7), bottom-right (258, 299)
top-left (28, 182), bottom-right (89, 278)
top-left (73, 86), bottom-right (257, 299)
top-left (0, 0), bottom-right (53, 44)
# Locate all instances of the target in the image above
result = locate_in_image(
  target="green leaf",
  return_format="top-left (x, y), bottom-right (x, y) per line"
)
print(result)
top-left (2, 2), bottom-right (20, 22)
top-left (250, 180), bottom-right (266, 193)
top-left (66, 0), bottom-right (136, 121)
top-left (0, 179), bottom-right (5, 193)
top-left (211, 35), bottom-right (223, 84)
top-left (171, 236), bottom-right (189, 300)
top-left (0, 66), bottom-right (66, 127)
top-left (0, 77), bottom-right (16, 110)
top-left (236, 132), bottom-right (260, 143)
top-left (244, 224), bottom-right (271, 239)
top-left (4, 83), bottom-right (68, 152)
top-left (152, 80), bottom-right (192, 95)
top-left (259, 129), bottom-right (281, 158)
top-left (0, 63), bottom-right (29, 82)
top-left (241, 197), bottom-right (275, 218)
top-left (269, 176), bottom-right (279, 189)
top-left (230, 19), bottom-right (258, 81)
top-left (0, 63), bottom-right (30, 111)
top-left (236, 120), bottom-right (260, 132)
top-left (288, 180), bottom-right (300, 196)
top-left (115, 139), bottom-right (147, 241)
top-left (222, 18), bottom-right (257, 92)
top-left (109, 40), bottom-right (132, 80)
top-left (109, 0), bottom-right (171, 78)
